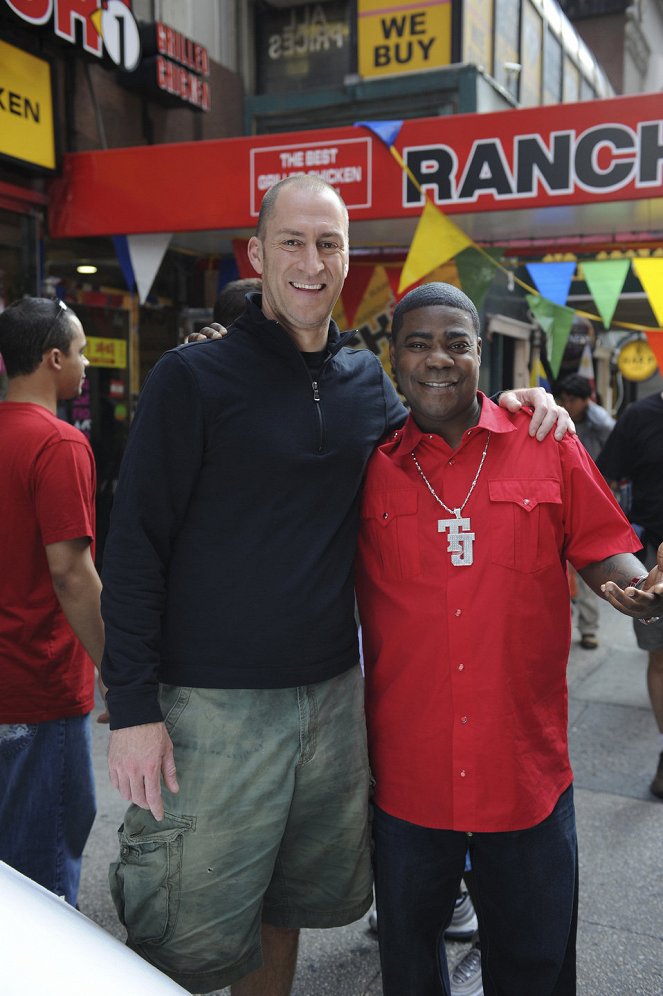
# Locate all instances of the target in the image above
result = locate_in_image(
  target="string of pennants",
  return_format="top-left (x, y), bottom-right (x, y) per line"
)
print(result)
top-left (347, 120), bottom-right (663, 379)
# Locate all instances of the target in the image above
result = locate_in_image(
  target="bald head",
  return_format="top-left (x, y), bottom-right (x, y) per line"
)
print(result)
top-left (256, 175), bottom-right (349, 241)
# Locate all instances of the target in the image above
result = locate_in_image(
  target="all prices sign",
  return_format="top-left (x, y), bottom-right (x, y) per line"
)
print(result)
top-left (250, 137), bottom-right (372, 215)
top-left (358, 0), bottom-right (452, 78)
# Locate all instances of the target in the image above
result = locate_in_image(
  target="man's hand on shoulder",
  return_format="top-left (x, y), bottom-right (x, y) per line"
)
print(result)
top-left (498, 387), bottom-right (576, 442)
top-left (108, 721), bottom-right (179, 822)
top-left (185, 322), bottom-right (228, 343)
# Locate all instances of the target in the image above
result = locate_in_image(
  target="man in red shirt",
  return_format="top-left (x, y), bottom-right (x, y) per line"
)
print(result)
top-left (0, 297), bottom-right (104, 906)
top-left (355, 282), bottom-right (663, 996)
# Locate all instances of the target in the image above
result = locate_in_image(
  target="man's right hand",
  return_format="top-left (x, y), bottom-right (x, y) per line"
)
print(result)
top-left (185, 322), bottom-right (228, 343)
top-left (108, 722), bottom-right (179, 822)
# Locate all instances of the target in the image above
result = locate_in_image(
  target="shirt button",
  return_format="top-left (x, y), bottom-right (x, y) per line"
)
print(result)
top-left (383, 512), bottom-right (389, 519)
top-left (466, 831), bottom-right (473, 837)
top-left (454, 609), bottom-right (462, 617)
top-left (457, 663), bottom-right (464, 671)
top-left (460, 769), bottom-right (466, 777)
top-left (448, 458), bottom-right (455, 466)
top-left (523, 498), bottom-right (530, 505)
top-left (461, 716), bottom-right (468, 724)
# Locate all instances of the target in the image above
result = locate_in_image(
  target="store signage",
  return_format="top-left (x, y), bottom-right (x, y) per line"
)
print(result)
top-left (256, 1), bottom-right (351, 95)
top-left (1, 0), bottom-right (140, 70)
top-left (617, 339), bottom-right (658, 382)
top-left (402, 118), bottom-right (663, 209)
top-left (86, 335), bottom-right (127, 369)
top-left (141, 21), bottom-right (210, 111)
top-left (250, 137), bottom-right (372, 214)
top-left (357, 0), bottom-right (452, 78)
top-left (0, 38), bottom-right (55, 170)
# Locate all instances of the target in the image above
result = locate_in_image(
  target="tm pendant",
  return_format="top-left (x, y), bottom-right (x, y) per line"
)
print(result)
top-left (438, 515), bottom-right (475, 567)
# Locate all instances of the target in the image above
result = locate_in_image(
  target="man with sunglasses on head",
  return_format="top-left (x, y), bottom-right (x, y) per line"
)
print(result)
top-left (0, 296), bottom-right (104, 907)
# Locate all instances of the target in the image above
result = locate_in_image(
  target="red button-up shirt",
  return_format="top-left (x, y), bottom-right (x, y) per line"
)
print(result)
top-left (355, 396), bottom-right (641, 831)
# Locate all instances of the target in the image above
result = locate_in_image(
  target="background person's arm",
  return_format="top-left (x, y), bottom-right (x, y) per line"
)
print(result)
top-left (46, 537), bottom-right (104, 666)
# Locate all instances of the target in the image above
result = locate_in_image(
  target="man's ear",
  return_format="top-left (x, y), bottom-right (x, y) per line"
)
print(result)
top-left (247, 236), bottom-right (263, 275)
top-left (477, 336), bottom-right (482, 365)
top-left (44, 347), bottom-right (62, 371)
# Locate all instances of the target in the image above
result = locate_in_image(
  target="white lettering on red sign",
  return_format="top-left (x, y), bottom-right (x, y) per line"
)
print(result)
top-left (250, 138), bottom-right (372, 214)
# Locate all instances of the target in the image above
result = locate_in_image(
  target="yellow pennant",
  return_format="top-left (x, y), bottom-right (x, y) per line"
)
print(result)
top-left (632, 258), bottom-right (663, 327)
top-left (398, 200), bottom-right (472, 295)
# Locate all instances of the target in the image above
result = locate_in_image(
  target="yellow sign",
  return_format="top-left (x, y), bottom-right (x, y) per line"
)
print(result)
top-left (86, 337), bottom-right (127, 369)
top-left (358, 0), bottom-right (451, 79)
top-left (0, 40), bottom-right (55, 170)
top-left (617, 339), bottom-right (658, 382)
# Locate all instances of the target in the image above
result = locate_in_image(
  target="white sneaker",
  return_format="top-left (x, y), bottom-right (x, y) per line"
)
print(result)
top-left (450, 939), bottom-right (483, 996)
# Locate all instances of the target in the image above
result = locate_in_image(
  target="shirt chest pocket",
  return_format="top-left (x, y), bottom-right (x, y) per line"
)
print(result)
top-left (488, 479), bottom-right (562, 573)
top-left (360, 490), bottom-right (421, 581)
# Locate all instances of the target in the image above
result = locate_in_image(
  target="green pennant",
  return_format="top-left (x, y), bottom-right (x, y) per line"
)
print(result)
top-left (581, 259), bottom-right (630, 329)
top-left (526, 294), bottom-right (576, 378)
top-left (455, 246), bottom-right (503, 310)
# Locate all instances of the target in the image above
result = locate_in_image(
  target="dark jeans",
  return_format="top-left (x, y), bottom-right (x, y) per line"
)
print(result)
top-left (0, 715), bottom-right (96, 906)
top-left (373, 785), bottom-right (578, 996)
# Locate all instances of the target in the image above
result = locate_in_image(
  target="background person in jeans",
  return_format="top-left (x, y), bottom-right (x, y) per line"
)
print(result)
top-left (557, 374), bottom-right (616, 650)
top-left (355, 283), bottom-right (663, 996)
top-left (0, 297), bottom-right (104, 906)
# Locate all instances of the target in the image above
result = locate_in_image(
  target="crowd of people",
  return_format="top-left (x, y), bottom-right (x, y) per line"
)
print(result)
top-left (1, 175), bottom-right (663, 996)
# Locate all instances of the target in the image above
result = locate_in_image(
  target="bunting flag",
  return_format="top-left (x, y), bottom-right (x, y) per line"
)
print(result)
top-left (644, 330), bottom-right (663, 374)
top-left (385, 265), bottom-right (402, 300)
top-left (341, 265), bottom-right (376, 327)
top-left (529, 356), bottom-right (550, 391)
top-left (526, 294), bottom-right (576, 378)
top-left (577, 342), bottom-right (596, 394)
top-left (455, 246), bottom-right (503, 310)
top-left (355, 119), bottom-right (403, 148)
top-left (232, 239), bottom-right (255, 279)
top-left (526, 262), bottom-right (576, 307)
top-left (632, 258), bottom-right (663, 327)
top-left (126, 233), bottom-right (172, 304)
top-left (111, 235), bottom-right (136, 292)
top-left (398, 201), bottom-right (472, 294)
top-left (353, 265), bottom-right (393, 328)
top-left (581, 259), bottom-right (630, 329)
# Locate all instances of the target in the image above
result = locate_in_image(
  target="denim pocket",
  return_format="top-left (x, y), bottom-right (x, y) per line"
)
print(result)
top-left (110, 810), bottom-right (195, 946)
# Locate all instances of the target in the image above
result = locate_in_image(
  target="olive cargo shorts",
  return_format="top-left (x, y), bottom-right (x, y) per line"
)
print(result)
top-left (109, 666), bottom-right (373, 992)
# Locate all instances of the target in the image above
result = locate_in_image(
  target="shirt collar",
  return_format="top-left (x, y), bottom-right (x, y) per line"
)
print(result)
top-left (388, 392), bottom-right (517, 464)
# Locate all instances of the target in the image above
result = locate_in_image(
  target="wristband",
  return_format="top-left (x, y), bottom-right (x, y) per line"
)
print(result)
top-left (630, 575), bottom-right (662, 625)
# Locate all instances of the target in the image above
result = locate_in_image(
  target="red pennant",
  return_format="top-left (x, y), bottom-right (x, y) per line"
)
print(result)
top-left (341, 265), bottom-right (376, 327)
top-left (232, 239), bottom-right (255, 278)
top-left (644, 330), bottom-right (663, 375)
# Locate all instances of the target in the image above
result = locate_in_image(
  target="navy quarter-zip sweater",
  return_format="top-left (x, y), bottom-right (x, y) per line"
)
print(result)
top-left (101, 296), bottom-right (406, 729)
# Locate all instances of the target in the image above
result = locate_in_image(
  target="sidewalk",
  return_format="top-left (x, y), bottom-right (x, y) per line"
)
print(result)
top-left (80, 596), bottom-right (663, 995)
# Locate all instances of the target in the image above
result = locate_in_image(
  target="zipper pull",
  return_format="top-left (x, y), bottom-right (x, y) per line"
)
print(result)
top-left (312, 381), bottom-right (321, 402)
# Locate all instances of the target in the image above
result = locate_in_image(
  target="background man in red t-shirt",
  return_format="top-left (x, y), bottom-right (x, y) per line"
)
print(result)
top-left (0, 297), bottom-right (104, 906)
top-left (355, 282), bottom-right (663, 996)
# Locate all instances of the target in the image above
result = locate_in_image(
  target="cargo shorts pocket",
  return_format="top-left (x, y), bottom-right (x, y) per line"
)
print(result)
top-left (488, 479), bottom-right (562, 572)
top-left (109, 811), bottom-right (195, 946)
top-left (360, 489), bottom-right (420, 581)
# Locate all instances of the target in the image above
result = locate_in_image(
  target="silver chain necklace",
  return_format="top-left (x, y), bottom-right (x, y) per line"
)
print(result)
top-left (411, 432), bottom-right (491, 567)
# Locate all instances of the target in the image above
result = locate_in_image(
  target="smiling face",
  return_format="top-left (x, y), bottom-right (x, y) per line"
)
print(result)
top-left (390, 304), bottom-right (482, 445)
top-left (247, 182), bottom-right (349, 347)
